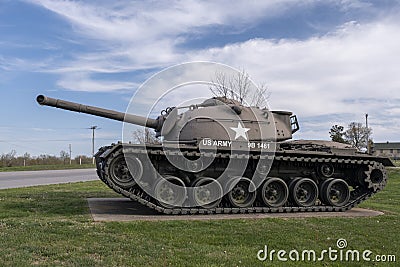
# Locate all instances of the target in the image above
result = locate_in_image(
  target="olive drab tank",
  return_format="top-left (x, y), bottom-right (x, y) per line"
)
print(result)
top-left (36, 94), bottom-right (394, 214)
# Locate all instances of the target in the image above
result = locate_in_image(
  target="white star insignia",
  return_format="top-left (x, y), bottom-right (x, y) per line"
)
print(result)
top-left (230, 122), bottom-right (250, 140)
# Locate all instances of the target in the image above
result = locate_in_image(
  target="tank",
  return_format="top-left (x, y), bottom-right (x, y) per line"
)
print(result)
top-left (36, 94), bottom-right (394, 214)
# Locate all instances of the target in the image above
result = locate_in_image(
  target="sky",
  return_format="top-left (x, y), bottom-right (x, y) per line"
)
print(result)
top-left (0, 0), bottom-right (399, 157)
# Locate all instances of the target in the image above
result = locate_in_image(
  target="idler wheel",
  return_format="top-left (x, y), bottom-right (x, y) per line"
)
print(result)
top-left (321, 179), bottom-right (350, 207)
top-left (259, 177), bottom-right (288, 208)
top-left (190, 177), bottom-right (223, 209)
top-left (226, 177), bottom-right (256, 208)
top-left (154, 175), bottom-right (187, 208)
top-left (107, 154), bottom-right (138, 189)
top-left (291, 178), bottom-right (318, 207)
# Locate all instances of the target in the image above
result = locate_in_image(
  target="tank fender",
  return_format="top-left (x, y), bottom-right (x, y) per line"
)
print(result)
top-left (374, 157), bottom-right (396, 167)
top-left (98, 143), bottom-right (123, 160)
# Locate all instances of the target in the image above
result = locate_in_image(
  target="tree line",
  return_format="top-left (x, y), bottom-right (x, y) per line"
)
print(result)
top-left (329, 122), bottom-right (371, 150)
top-left (0, 150), bottom-right (93, 168)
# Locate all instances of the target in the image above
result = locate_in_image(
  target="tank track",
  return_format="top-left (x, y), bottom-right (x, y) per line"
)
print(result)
top-left (94, 144), bottom-right (388, 215)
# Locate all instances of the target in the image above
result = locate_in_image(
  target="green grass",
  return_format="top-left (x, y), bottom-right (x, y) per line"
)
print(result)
top-left (0, 170), bottom-right (399, 266)
top-left (0, 164), bottom-right (95, 172)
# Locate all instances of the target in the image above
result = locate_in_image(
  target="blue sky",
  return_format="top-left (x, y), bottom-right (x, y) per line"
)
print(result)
top-left (1, 0), bottom-right (400, 157)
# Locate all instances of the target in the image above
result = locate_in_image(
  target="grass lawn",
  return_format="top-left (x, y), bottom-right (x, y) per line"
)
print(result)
top-left (0, 170), bottom-right (398, 266)
top-left (0, 164), bottom-right (95, 172)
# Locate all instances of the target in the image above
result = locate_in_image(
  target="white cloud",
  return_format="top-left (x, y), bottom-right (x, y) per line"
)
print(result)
top-left (194, 20), bottom-right (400, 109)
top-left (57, 72), bottom-right (138, 92)
top-left (28, 0), bottom-right (299, 39)
top-left (336, 0), bottom-right (373, 10)
top-left (25, 0), bottom-right (330, 74)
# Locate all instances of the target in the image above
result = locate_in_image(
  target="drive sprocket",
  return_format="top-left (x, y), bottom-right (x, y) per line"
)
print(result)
top-left (364, 162), bottom-right (387, 192)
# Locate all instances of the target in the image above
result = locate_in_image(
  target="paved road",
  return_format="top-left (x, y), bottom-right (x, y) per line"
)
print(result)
top-left (0, 168), bottom-right (98, 189)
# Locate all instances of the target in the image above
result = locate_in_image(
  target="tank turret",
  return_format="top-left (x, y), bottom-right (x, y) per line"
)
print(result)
top-left (36, 95), bottom-right (299, 142)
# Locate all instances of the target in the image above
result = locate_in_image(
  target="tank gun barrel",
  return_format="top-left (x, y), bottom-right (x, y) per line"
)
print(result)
top-left (36, 95), bottom-right (160, 129)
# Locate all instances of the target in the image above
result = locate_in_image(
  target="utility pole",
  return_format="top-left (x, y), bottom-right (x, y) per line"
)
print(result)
top-left (90, 126), bottom-right (98, 164)
top-left (69, 144), bottom-right (72, 165)
top-left (365, 114), bottom-right (369, 154)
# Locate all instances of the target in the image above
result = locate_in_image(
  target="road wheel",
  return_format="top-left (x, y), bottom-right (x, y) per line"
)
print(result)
top-left (291, 178), bottom-right (318, 207)
top-left (259, 177), bottom-right (288, 208)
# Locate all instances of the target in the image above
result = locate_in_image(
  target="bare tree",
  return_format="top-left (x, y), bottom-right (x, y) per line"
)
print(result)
top-left (209, 70), bottom-right (230, 99)
top-left (209, 69), bottom-right (269, 107)
top-left (131, 128), bottom-right (160, 144)
top-left (249, 82), bottom-right (270, 108)
top-left (344, 122), bottom-right (372, 150)
top-left (231, 69), bottom-right (250, 104)
top-left (60, 150), bottom-right (69, 164)
top-left (1, 150), bottom-right (16, 167)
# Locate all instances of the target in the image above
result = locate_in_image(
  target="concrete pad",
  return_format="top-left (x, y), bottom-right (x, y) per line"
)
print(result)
top-left (87, 198), bottom-right (384, 222)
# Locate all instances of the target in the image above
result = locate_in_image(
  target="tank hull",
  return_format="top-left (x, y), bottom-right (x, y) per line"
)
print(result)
top-left (94, 141), bottom-right (393, 215)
